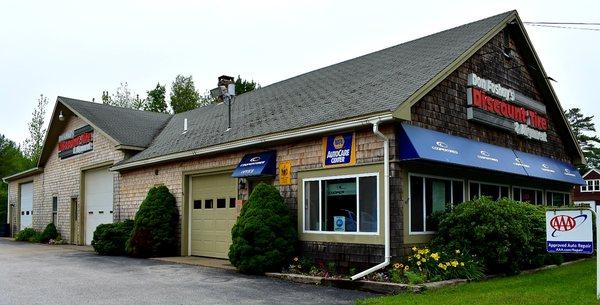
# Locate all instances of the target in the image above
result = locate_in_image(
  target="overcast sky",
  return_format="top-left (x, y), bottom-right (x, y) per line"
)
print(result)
top-left (1, 0), bottom-right (598, 145)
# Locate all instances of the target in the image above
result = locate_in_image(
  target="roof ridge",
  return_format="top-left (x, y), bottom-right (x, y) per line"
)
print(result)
top-left (57, 96), bottom-right (173, 117)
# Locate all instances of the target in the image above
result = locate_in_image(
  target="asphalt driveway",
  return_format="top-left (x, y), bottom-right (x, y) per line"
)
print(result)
top-left (0, 239), bottom-right (370, 305)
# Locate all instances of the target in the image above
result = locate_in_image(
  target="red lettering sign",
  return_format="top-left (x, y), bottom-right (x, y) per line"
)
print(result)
top-left (470, 88), bottom-right (548, 131)
top-left (58, 132), bottom-right (93, 152)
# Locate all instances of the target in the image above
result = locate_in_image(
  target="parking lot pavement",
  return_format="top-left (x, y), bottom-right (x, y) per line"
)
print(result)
top-left (0, 239), bottom-right (371, 305)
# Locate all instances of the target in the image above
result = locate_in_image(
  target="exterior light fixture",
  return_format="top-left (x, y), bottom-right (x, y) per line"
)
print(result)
top-left (58, 111), bottom-right (65, 121)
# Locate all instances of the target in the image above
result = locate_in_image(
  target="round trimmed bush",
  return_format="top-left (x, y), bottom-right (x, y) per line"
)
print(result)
top-left (126, 185), bottom-right (179, 258)
top-left (430, 197), bottom-right (562, 275)
top-left (92, 219), bottom-right (134, 255)
top-left (228, 183), bottom-right (297, 274)
top-left (39, 223), bottom-right (59, 243)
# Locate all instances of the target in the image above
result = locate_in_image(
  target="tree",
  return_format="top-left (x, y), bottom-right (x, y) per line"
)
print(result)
top-left (228, 183), bottom-right (297, 274)
top-left (102, 82), bottom-right (145, 110)
top-left (565, 108), bottom-right (600, 172)
top-left (126, 185), bottom-right (179, 257)
top-left (0, 134), bottom-right (31, 226)
top-left (169, 75), bottom-right (200, 113)
top-left (144, 83), bottom-right (169, 113)
top-left (22, 94), bottom-right (48, 164)
top-left (234, 75), bottom-right (259, 95)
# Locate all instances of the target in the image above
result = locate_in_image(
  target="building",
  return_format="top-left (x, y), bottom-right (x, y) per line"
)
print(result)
top-left (573, 169), bottom-right (600, 206)
top-left (3, 10), bottom-right (585, 267)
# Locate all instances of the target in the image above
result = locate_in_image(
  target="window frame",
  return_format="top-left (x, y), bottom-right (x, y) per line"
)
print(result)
top-left (52, 196), bottom-right (58, 224)
top-left (408, 173), bottom-right (465, 235)
top-left (468, 180), bottom-right (510, 201)
top-left (302, 172), bottom-right (380, 235)
top-left (546, 190), bottom-right (571, 206)
top-left (512, 186), bottom-right (544, 204)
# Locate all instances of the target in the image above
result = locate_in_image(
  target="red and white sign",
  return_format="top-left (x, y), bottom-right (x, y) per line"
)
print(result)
top-left (467, 73), bottom-right (549, 142)
top-left (58, 125), bottom-right (94, 159)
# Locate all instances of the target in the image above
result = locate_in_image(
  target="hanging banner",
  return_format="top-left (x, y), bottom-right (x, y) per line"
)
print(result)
top-left (278, 160), bottom-right (292, 186)
top-left (323, 133), bottom-right (356, 168)
top-left (546, 210), bottom-right (593, 254)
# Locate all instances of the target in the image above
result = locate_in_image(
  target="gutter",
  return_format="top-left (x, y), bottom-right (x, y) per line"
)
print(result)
top-left (111, 113), bottom-right (395, 171)
top-left (2, 167), bottom-right (44, 183)
top-left (350, 119), bottom-right (391, 280)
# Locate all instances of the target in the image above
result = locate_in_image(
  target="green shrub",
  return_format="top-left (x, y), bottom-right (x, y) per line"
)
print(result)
top-left (15, 228), bottom-right (39, 242)
top-left (228, 183), bottom-right (297, 274)
top-left (39, 223), bottom-right (59, 243)
top-left (431, 197), bottom-right (561, 275)
top-left (92, 220), bottom-right (134, 255)
top-left (126, 185), bottom-right (179, 258)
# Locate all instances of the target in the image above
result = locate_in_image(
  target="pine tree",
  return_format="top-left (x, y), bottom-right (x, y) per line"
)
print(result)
top-left (565, 108), bottom-right (600, 171)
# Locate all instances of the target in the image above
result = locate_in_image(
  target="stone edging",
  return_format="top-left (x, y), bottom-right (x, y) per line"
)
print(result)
top-left (265, 259), bottom-right (590, 294)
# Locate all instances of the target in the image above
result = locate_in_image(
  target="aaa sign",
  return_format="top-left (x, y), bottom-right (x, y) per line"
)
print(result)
top-left (546, 210), bottom-right (593, 254)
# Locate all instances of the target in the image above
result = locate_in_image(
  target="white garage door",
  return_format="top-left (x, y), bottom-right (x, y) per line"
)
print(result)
top-left (84, 168), bottom-right (114, 245)
top-left (191, 173), bottom-right (238, 259)
top-left (19, 182), bottom-right (33, 230)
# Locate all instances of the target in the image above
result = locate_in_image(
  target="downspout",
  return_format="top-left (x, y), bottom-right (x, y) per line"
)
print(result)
top-left (350, 119), bottom-right (390, 280)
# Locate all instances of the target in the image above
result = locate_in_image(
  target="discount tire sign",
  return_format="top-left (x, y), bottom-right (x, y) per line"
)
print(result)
top-left (546, 210), bottom-right (593, 254)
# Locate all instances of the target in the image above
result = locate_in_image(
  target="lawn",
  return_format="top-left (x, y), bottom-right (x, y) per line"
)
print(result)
top-left (358, 259), bottom-right (598, 305)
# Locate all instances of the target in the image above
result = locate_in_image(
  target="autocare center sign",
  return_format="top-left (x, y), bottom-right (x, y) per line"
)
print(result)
top-left (467, 73), bottom-right (548, 142)
top-left (546, 210), bottom-right (593, 254)
top-left (323, 133), bottom-right (356, 167)
top-left (58, 125), bottom-right (94, 159)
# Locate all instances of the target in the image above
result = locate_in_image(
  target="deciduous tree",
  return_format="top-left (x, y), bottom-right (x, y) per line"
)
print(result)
top-left (22, 94), bottom-right (48, 164)
top-left (169, 75), bottom-right (200, 113)
top-left (144, 83), bottom-right (168, 113)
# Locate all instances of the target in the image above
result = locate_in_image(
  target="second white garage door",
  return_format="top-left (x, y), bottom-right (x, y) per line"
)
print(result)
top-left (84, 168), bottom-right (114, 245)
top-left (19, 182), bottom-right (33, 230)
top-left (190, 173), bottom-right (237, 259)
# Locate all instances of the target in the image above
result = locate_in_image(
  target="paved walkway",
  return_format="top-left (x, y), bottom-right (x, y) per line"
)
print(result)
top-left (0, 239), bottom-right (371, 305)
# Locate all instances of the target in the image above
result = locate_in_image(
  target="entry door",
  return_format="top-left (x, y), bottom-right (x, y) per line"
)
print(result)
top-left (84, 168), bottom-right (114, 245)
top-left (19, 182), bottom-right (33, 229)
top-left (191, 173), bottom-right (238, 258)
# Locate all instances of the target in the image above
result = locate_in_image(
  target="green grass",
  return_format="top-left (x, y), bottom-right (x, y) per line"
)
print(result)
top-left (358, 259), bottom-right (598, 305)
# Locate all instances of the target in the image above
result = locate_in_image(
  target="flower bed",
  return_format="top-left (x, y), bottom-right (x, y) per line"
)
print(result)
top-left (282, 246), bottom-right (483, 286)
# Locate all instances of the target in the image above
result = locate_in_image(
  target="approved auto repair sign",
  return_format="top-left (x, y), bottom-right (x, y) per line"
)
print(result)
top-left (546, 210), bottom-right (593, 254)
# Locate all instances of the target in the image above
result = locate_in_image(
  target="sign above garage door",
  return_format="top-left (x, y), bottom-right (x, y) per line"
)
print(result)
top-left (232, 151), bottom-right (276, 178)
top-left (58, 125), bottom-right (94, 159)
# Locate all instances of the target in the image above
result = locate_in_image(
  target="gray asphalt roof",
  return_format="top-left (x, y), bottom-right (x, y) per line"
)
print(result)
top-left (59, 96), bottom-right (173, 148)
top-left (116, 11), bottom-right (513, 165)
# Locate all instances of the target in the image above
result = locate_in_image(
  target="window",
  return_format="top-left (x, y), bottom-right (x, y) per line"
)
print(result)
top-left (469, 181), bottom-right (509, 201)
top-left (52, 197), bottom-right (58, 223)
top-left (410, 175), bottom-right (464, 234)
top-left (217, 198), bottom-right (226, 208)
top-left (229, 198), bottom-right (236, 208)
top-left (513, 187), bottom-right (543, 205)
top-left (303, 173), bottom-right (378, 233)
top-left (581, 180), bottom-right (600, 192)
top-left (546, 191), bottom-right (570, 206)
top-left (204, 199), bottom-right (213, 209)
top-left (193, 200), bottom-right (202, 209)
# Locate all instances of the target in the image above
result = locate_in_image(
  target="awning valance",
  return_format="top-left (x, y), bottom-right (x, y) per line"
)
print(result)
top-left (399, 123), bottom-right (584, 185)
top-left (231, 151), bottom-right (277, 178)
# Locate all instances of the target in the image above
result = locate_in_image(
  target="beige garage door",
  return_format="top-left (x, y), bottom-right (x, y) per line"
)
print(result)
top-left (191, 173), bottom-right (238, 258)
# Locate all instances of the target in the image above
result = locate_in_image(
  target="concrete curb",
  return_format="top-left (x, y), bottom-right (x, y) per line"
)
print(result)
top-left (265, 272), bottom-right (424, 294)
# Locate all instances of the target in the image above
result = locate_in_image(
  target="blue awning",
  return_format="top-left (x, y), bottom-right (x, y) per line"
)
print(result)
top-left (232, 151), bottom-right (277, 178)
top-left (512, 150), bottom-right (585, 185)
top-left (399, 124), bottom-right (584, 185)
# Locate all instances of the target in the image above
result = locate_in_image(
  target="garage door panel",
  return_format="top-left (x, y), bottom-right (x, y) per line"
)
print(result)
top-left (190, 173), bottom-right (237, 258)
top-left (19, 183), bottom-right (33, 229)
top-left (84, 168), bottom-right (113, 245)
